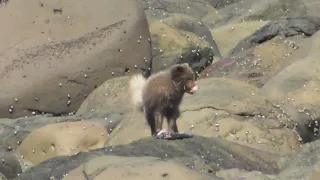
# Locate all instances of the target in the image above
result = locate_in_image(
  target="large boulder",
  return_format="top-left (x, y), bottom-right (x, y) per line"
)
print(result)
top-left (178, 77), bottom-right (300, 153)
top-left (63, 156), bottom-right (217, 180)
top-left (199, 36), bottom-right (298, 88)
top-left (0, 113), bottom-right (122, 152)
top-left (216, 168), bottom-right (275, 180)
top-left (208, 0), bottom-right (312, 28)
top-left (104, 77), bottom-right (300, 153)
top-left (141, 0), bottom-right (218, 20)
top-left (260, 31), bottom-right (320, 143)
top-left (13, 136), bottom-right (281, 180)
top-left (210, 21), bottom-right (268, 57)
top-left (76, 76), bottom-right (131, 115)
top-left (140, 0), bottom-right (222, 73)
top-left (0, 0), bottom-right (152, 118)
top-left (16, 121), bottom-right (109, 165)
top-left (230, 16), bottom-right (320, 54)
top-left (276, 140), bottom-right (320, 180)
top-left (148, 14), bottom-right (219, 73)
top-left (0, 150), bottom-right (22, 179)
top-left (0, 112), bottom-right (124, 169)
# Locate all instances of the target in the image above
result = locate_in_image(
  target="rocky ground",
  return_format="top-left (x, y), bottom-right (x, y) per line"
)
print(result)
top-left (1, 0), bottom-right (320, 179)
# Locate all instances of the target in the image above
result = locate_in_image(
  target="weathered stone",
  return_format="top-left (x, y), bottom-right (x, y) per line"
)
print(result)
top-left (179, 77), bottom-right (300, 153)
top-left (0, 150), bottom-right (22, 179)
top-left (16, 121), bottom-right (109, 165)
top-left (260, 32), bottom-right (320, 143)
top-left (230, 16), bottom-right (320, 54)
top-left (276, 140), bottom-right (320, 180)
top-left (141, 0), bottom-right (216, 20)
top-left (148, 14), bottom-right (219, 73)
top-left (199, 36), bottom-right (297, 88)
top-left (103, 77), bottom-right (300, 153)
top-left (140, 0), bottom-right (221, 73)
top-left (77, 76), bottom-right (131, 115)
top-left (13, 136), bottom-right (281, 180)
top-left (0, 113), bottom-right (122, 152)
top-left (3, 1), bottom-right (320, 179)
top-left (0, 0), bottom-right (152, 118)
top-left (64, 156), bottom-right (216, 180)
top-left (172, 47), bottom-right (215, 75)
top-left (210, 0), bottom-right (310, 28)
top-left (216, 168), bottom-right (275, 180)
top-left (210, 21), bottom-right (268, 56)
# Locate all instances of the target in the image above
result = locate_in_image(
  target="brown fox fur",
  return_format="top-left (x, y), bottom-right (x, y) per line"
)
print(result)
top-left (128, 63), bottom-right (199, 136)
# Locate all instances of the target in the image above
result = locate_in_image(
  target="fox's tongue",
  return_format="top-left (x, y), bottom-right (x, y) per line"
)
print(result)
top-left (189, 85), bottom-right (198, 94)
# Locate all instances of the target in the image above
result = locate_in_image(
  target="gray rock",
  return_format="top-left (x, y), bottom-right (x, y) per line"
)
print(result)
top-left (209, 0), bottom-right (239, 9)
top-left (199, 35), bottom-right (298, 88)
top-left (76, 76), bottom-right (131, 115)
top-left (231, 16), bottom-right (320, 54)
top-left (172, 46), bottom-right (215, 75)
top-left (0, 113), bottom-right (123, 151)
top-left (0, 0), bottom-right (152, 119)
top-left (141, 0), bottom-right (214, 20)
top-left (0, 150), bottom-right (22, 179)
top-left (161, 15), bottom-right (220, 56)
top-left (13, 136), bottom-right (281, 180)
top-left (210, 0), bottom-right (309, 28)
top-left (140, 0), bottom-right (221, 73)
top-left (276, 140), bottom-right (320, 180)
top-left (148, 13), bottom-right (221, 73)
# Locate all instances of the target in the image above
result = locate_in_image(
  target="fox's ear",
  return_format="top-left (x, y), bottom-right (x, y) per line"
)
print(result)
top-left (171, 65), bottom-right (185, 82)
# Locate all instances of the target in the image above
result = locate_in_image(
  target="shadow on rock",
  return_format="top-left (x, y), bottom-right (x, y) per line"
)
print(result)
top-left (0, 149), bottom-right (22, 179)
top-left (14, 136), bottom-right (281, 180)
top-left (172, 46), bottom-right (215, 75)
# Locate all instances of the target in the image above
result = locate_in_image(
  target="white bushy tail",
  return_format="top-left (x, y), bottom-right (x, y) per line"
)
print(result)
top-left (128, 73), bottom-right (147, 112)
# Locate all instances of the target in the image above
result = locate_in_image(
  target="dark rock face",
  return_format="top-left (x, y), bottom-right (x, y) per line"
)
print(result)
top-left (0, 150), bottom-right (22, 179)
top-left (167, 17), bottom-right (221, 58)
top-left (210, 0), bottom-right (239, 9)
top-left (171, 46), bottom-right (215, 75)
top-left (140, 0), bottom-right (221, 73)
top-left (209, 0), bottom-right (311, 28)
top-left (140, 0), bottom-right (214, 20)
top-left (13, 136), bottom-right (280, 180)
top-left (230, 16), bottom-right (320, 54)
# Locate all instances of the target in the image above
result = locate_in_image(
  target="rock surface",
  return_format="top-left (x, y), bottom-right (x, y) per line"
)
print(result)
top-left (260, 31), bottom-right (320, 143)
top-left (142, 0), bottom-right (222, 72)
top-left (1, 0), bottom-right (320, 180)
top-left (0, 149), bottom-right (22, 179)
top-left (16, 121), bottom-right (108, 165)
top-left (0, 0), bottom-right (152, 118)
top-left (14, 136), bottom-right (280, 180)
top-left (230, 16), bottom-right (320, 54)
top-left (275, 140), bottom-right (320, 180)
top-left (199, 36), bottom-right (297, 87)
top-left (63, 156), bottom-right (217, 180)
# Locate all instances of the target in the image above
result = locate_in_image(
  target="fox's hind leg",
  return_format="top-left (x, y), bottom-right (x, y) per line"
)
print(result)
top-left (145, 108), bottom-right (157, 136)
top-left (165, 107), bottom-right (180, 133)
